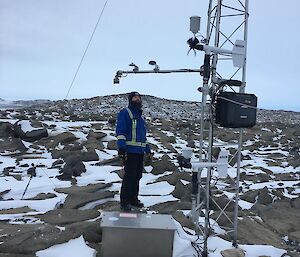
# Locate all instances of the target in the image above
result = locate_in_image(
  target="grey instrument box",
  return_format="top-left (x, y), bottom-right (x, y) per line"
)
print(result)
top-left (100, 211), bottom-right (176, 257)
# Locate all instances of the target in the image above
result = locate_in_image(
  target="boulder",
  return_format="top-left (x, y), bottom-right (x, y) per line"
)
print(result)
top-left (293, 126), bottom-right (300, 136)
top-left (95, 156), bottom-right (122, 166)
top-left (255, 173), bottom-right (272, 183)
top-left (172, 180), bottom-right (191, 201)
top-left (25, 129), bottom-right (48, 142)
top-left (236, 216), bottom-right (284, 248)
top-left (257, 187), bottom-right (273, 205)
top-left (62, 191), bottom-right (115, 209)
top-left (0, 122), bottom-right (14, 138)
top-left (288, 230), bottom-right (300, 247)
top-left (55, 183), bottom-right (112, 195)
top-left (38, 209), bottom-right (100, 225)
top-left (26, 166), bottom-right (36, 177)
top-left (91, 123), bottom-right (104, 130)
top-left (0, 220), bottom-right (102, 255)
top-left (150, 200), bottom-right (190, 214)
top-left (82, 137), bottom-right (104, 150)
top-left (156, 171), bottom-right (191, 186)
top-left (212, 195), bottom-right (237, 212)
top-left (39, 132), bottom-right (78, 149)
top-left (108, 117), bottom-right (116, 125)
top-left (0, 224), bottom-right (76, 255)
top-left (151, 155), bottom-right (177, 175)
top-left (19, 163), bottom-right (29, 168)
top-left (229, 152), bottom-right (244, 167)
top-left (172, 211), bottom-right (194, 230)
top-left (68, 221), bottom-right (103, 243)
top-left (275, 173), bottom-right (298, 181)
top-left (107, 140), bottom-right (117, 150)
top-left (270, 188), bottom-right (284, 200)
top-left (51, 159), bottom-right (64, 168)
top-left (52, 148), bottom-right (99, 162)
top-left (29, 193), bottom-right (57, 200)
top-left (256, 201), bottom-right (300, 235)
top-left (57, 156), bottom-right (86, 180)
top-left (240, 190), bottom-right (258, 203)
top-left (88, 131), bottom-right (107, 140)
top-left (0, 138), bottom-right (27, 153)
top-left (13, 121), bottom-right (48, 142)
top-left (291, 197), bottom-right (300, 209)
top-left (0, 189), bottom-right (11, 200)
top-left (114, 168), bottom-right (125, 179)
top-left (0, 254), bottom-right (36, 257)
top-left (210, 211), bottom-right (235, 228)
top-left (289, 158), bottom-right (300, 168)
top-left (81, 149), bottom-right (99, 161)
top-left (212, 147), bottom-right (221, 159)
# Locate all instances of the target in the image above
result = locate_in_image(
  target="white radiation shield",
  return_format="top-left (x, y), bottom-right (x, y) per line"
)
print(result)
top-left (216, 149), bottom-right (229, 178)
top-left (182, 147), bottom-right (193, 159)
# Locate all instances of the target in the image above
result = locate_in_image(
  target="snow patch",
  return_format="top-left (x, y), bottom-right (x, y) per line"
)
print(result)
top-left (36, 236), bottom-right (96, 257)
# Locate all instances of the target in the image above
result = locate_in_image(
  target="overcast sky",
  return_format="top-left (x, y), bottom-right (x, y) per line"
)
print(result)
top-left (0, 0), bottom-right (299, 111)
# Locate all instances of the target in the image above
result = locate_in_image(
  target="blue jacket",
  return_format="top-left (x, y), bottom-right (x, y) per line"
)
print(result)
top-left (116, 105), bottom-right (150, 154)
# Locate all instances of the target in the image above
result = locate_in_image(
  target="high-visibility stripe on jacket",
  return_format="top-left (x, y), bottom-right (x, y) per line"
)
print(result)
top-left (116, 105), bottom-right (150, 154)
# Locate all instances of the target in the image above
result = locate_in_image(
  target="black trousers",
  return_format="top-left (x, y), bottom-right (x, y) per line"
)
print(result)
top-left (120, 153), bottom-right (144, 206)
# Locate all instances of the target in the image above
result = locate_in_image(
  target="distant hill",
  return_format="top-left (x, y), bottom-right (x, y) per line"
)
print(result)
top-left (30, 94), bottom-right (300, 124)
top-left (0, 98), bottom-right (50, 109)
top-left (1, 94), bottom-right (300, 124)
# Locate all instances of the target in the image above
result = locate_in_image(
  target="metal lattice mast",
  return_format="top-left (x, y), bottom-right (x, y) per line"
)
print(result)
top-left (202, 0), bottom-right (250, 250)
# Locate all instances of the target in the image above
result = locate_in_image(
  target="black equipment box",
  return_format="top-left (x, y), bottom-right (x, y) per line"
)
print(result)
top-left (215, 92), bottom-right (257, 128)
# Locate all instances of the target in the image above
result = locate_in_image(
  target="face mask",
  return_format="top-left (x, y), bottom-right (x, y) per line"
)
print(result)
top-left (131, 100), bottom-right (142, 110)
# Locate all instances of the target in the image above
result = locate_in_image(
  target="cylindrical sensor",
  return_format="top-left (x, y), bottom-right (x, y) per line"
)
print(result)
top-left (192, 172), bottom-right (198, 195)
top-left (190, 16), bottom-right (201, 34)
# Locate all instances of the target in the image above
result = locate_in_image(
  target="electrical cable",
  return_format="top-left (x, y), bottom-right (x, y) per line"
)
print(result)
top-left (20, 0), bottom-right (109, 199)
top-left (175, 222), bottom-right (205, 257)
top-left (217, 96), bottom-right (260, 110)
top-left (65, 0), bottom-right (109, 99)
top-left (175, 229), bottom-right (199, 257)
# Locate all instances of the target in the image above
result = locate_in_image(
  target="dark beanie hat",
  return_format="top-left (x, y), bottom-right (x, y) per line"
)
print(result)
top-left (128, 91), bottom-right (141, 102)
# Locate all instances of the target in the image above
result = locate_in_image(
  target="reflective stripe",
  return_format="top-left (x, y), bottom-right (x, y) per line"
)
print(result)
top-left (117, 135), bottom-right (126, 140)
top-left (126, 107), bottom-right (134, 119)
top-left (126, 107), bottom-right (137, 142)
top-left (132, 119), bottom-right (137, 142)
top-left (125, 108), bottom-right (146, 148)
top-left (126, 141), bottom-right (147, 147)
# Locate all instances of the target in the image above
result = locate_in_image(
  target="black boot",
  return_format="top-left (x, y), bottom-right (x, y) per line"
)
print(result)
top-left (121, 204), bottom-right (132, 212)
top-left (131, 200), bottom-right (144, 208)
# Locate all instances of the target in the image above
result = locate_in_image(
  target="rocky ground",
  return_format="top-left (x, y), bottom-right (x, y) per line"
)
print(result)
top-left (0, 94), bottom-right (299, 257)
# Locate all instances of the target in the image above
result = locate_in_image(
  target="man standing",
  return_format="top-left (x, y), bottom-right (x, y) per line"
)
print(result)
top-left (116, 92), bottom-right (151, 211)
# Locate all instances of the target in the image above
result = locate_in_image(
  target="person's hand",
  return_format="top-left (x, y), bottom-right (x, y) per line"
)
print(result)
top-left (118, 148), bottom-right (127, 161)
